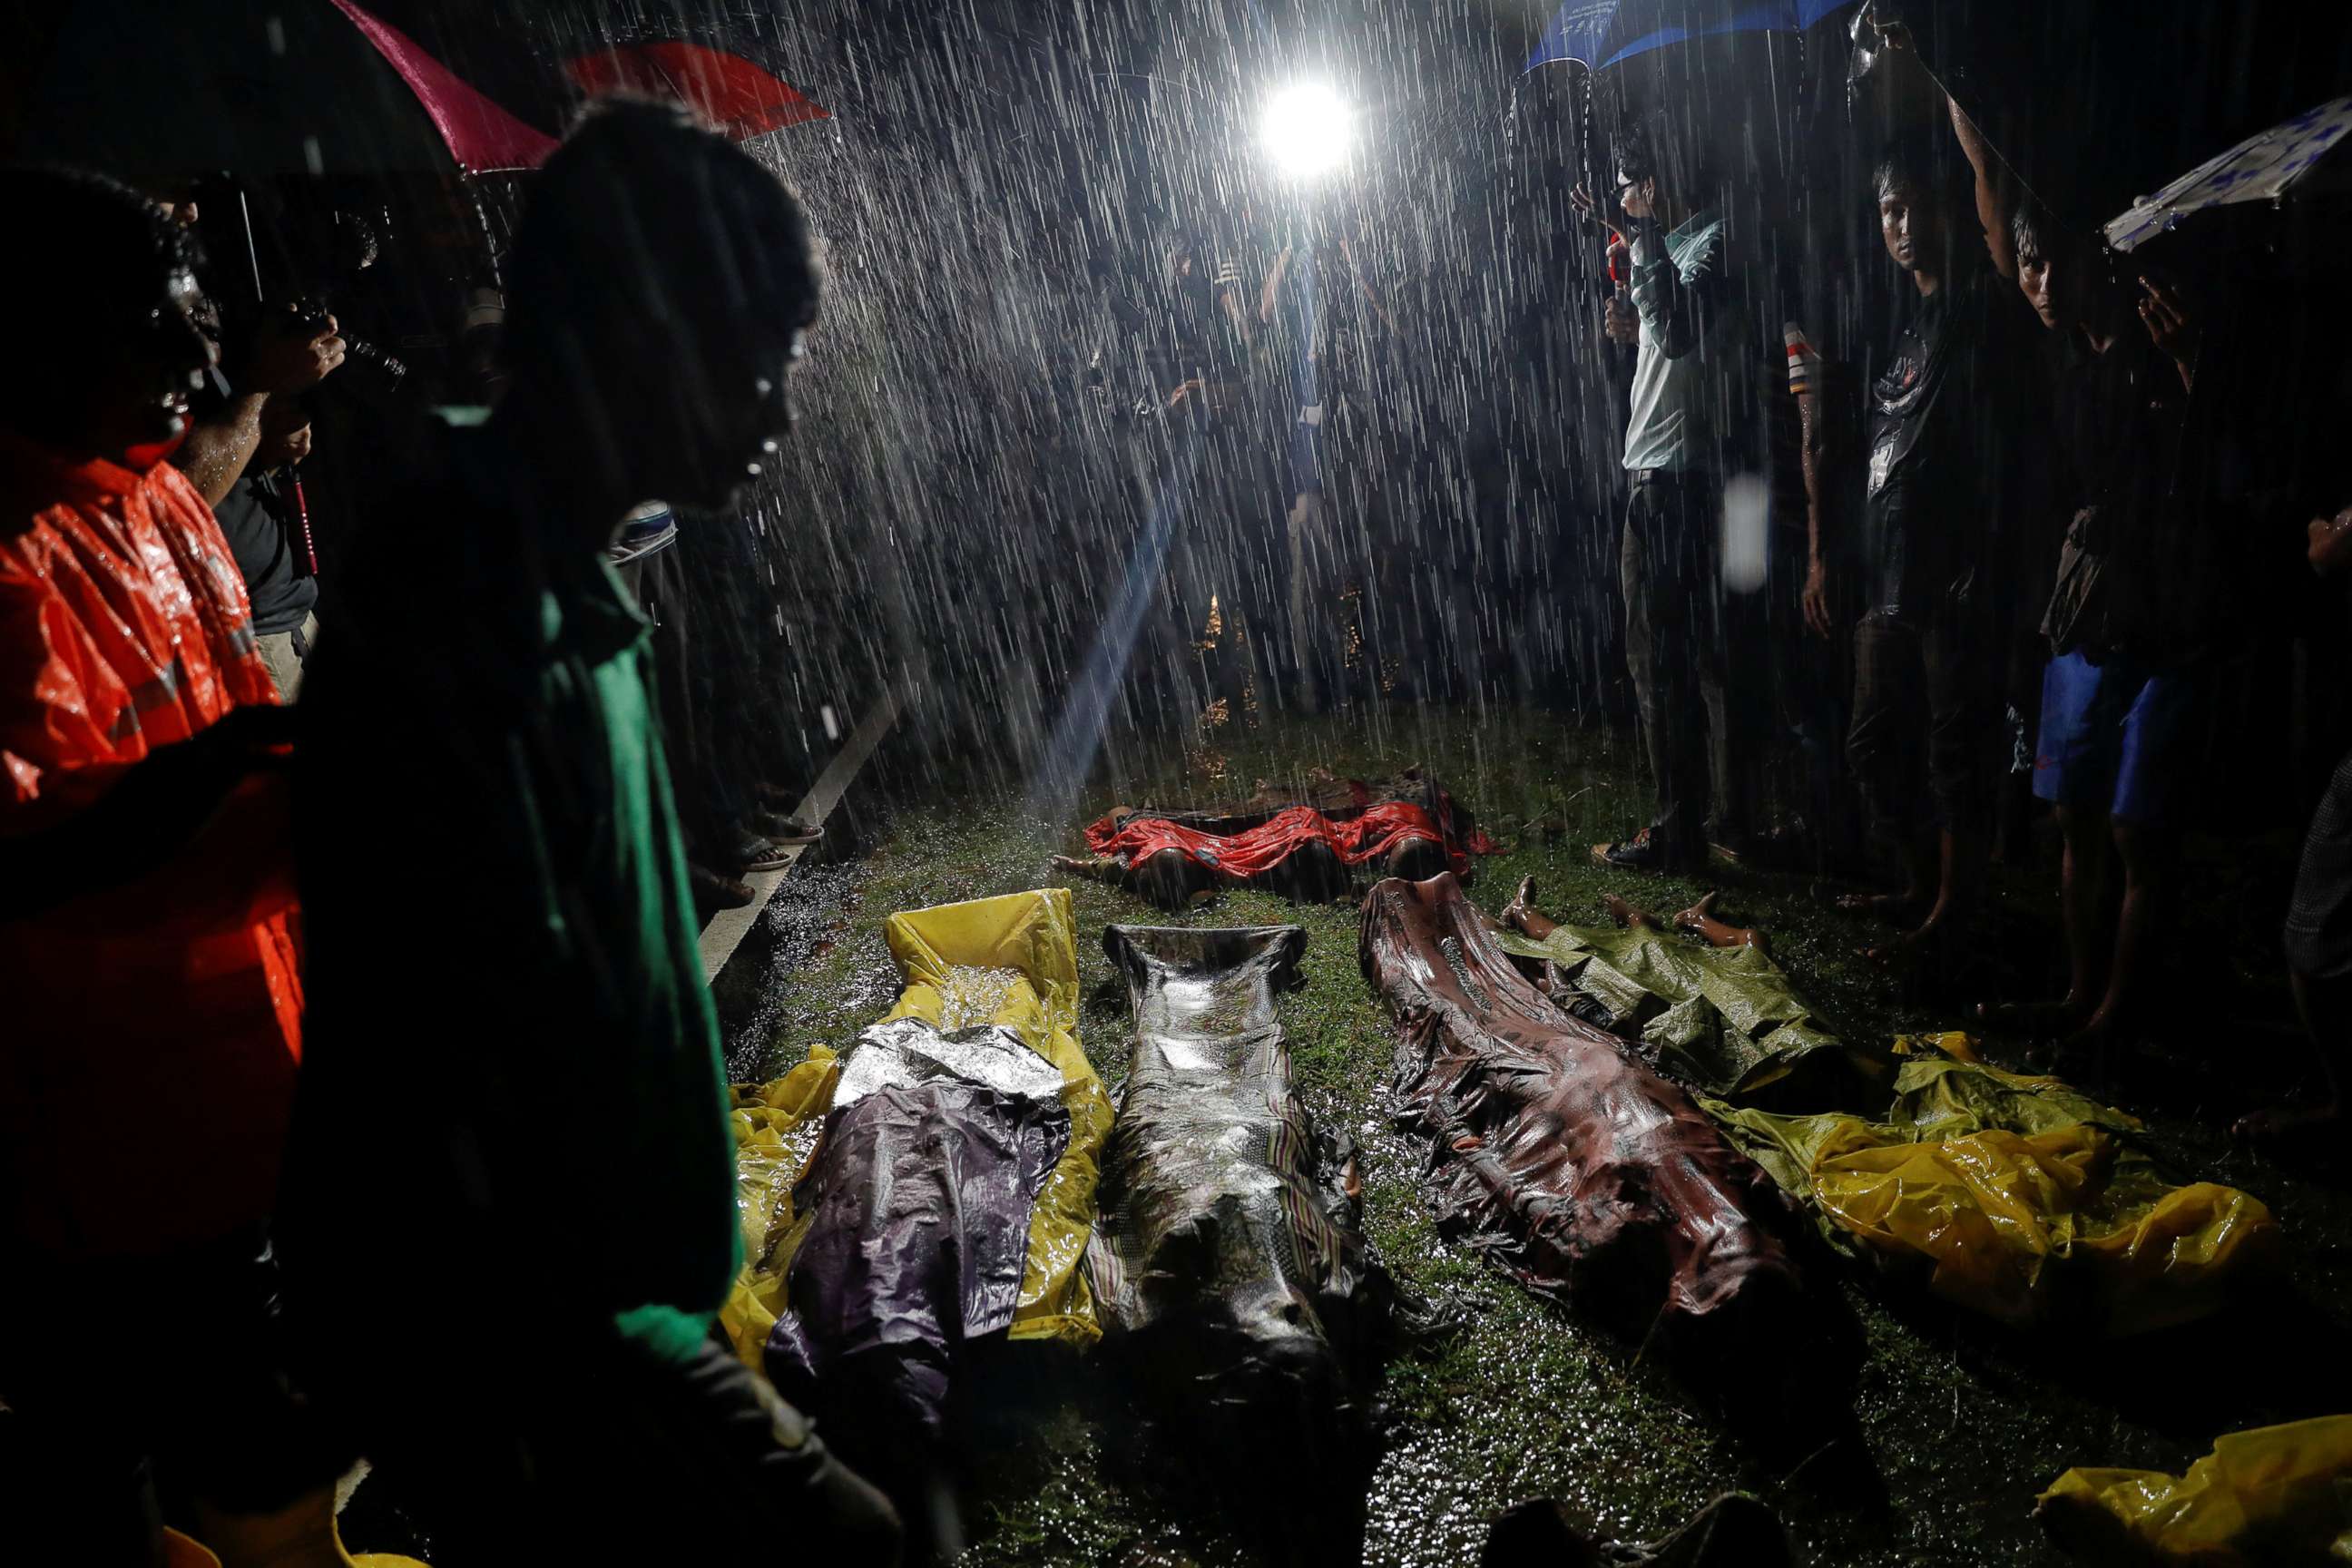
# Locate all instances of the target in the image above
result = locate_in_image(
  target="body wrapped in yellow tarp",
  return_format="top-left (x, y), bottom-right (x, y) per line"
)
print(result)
top-left (721, 888), bottom-right (1113, 1364)
top-left (2036, 1415), bottom-right (2352, 1564)
top-left (1705, 1049), bottom-right (2277, 1334)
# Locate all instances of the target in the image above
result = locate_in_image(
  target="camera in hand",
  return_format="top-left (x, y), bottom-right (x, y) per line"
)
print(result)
top-left (294, 296), bottom-right (407, 398)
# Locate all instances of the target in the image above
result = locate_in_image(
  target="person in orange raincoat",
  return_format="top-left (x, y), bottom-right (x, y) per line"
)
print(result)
top-left (0, 167), bottom-right (348, 1567)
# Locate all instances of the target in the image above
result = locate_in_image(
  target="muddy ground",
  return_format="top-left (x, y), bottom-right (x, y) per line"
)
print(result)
top-left (710, 707), bottom-right (2352, 1567)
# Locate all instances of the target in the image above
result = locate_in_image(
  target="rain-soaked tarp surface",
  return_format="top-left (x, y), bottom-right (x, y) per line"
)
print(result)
top-left (1706, 1047), bottom-right (2279, 1335)
top-left (877, 889), bottom-right (1115, 1345)
top-left (2035, 1415), bottom-right (2352, 1566)
top-left (1091, 922), bottom-right (1426, 1566)
top-left (720, 888), bottom-right (1112, 1454)
top-left (1072, 769), bottom-right (1496, 907)
top-left (1493, 914), bottom-right (1890, 1110)
top-left (1358, 871), bottom-right (1818, 1392)
top-left (760, 1019), bottom-right (1071, 1447)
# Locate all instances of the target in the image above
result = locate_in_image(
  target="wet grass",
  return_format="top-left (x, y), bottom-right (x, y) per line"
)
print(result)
top-left (732, 706), bottom-right (2352, 1567)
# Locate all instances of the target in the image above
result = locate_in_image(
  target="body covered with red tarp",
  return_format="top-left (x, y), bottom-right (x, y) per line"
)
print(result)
top-left (1076, 770), bottom-right (1495, 906)
top-left (1087, 799), bottom-right (1471, 880)
top-left (0, 434), bottom-right (300, 1256)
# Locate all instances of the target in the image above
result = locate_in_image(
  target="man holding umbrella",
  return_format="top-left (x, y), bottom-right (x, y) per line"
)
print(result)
top-left (1578, 113), bottom-right (1757, 875)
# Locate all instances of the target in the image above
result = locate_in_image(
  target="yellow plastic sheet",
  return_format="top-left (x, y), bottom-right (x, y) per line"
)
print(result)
top-left (2036, 1416), bottom-right (2352, 1564)
top-left (1707, 1050), bottom-right (2277, 1333)
top-left (720, 888), bottom-right (1112, 1364)
top-left (877, 887), bottom-right (1112, 1347)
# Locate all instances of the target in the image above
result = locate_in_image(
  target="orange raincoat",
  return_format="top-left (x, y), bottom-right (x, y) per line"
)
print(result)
top-left (0, 431), bottom-right (302, 1257)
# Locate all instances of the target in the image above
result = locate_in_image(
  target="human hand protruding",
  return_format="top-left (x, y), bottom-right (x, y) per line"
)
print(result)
top-left (245, 307), bottom-right (346, 396)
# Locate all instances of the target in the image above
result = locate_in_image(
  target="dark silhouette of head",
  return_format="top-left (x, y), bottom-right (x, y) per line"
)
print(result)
top-left (499, 98), bottom-right (820, 514)
top-left (1, 166), bottom-right (213, 466)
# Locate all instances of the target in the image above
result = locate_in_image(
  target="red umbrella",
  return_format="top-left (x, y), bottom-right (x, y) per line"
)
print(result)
top-left (330, 0), bottom-right (557, 172)
top-left (564, 42), bottom-right (831, 141)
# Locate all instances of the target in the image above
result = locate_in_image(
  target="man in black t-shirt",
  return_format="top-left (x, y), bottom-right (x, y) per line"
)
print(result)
top-left (1837, 114), bottom-right (2044, 973)
top-left (215, 398), bottom-right (321, 699)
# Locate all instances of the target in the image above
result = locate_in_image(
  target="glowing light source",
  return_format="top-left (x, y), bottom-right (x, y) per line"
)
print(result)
top-left (1259, 81), bottom-right (1352, 181)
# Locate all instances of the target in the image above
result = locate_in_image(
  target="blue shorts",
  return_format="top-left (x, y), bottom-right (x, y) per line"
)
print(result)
top-left (2032, 650), bottom-right (2207, 824)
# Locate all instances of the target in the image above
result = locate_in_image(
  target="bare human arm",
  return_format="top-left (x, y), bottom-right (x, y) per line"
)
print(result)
top-left (1876, 18), bottom-right (2018, 279)
top-left (173, 391), bottom-right (270, 507)
top-left (1798, 387), bottom-right (1833, 637)
top-left (1945, 93), bottom-right (2018, 280)
top-left (173, 309), bottom-right (345, 506)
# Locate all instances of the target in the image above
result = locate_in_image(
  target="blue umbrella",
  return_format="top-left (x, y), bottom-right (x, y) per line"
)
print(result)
top-left (1526, 0), bottom-right (1851, 73)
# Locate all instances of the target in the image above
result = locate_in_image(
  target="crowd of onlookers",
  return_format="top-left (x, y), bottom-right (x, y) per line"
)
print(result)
top-left (1570, 21), bottom-right (2351, 1140)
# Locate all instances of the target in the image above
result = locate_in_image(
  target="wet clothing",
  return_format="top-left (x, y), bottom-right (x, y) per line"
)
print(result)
top-left (254, 610), bottom-right (318, 701)
top-left (2040, 325), bottom-right (2215, 661)
top-left (0, 430), bottom-right (299, 1258)
top-left (1847, 603), bottom-right (1995, 835)
top-left (1612, 210), bottom-right (1752, 851)
top-left (215, 469), bottom-right (318, 636)
top-left (2286, 747), bottom-right (2352, 981)
top-left (280, 413), bottom-right (739, 1379)
top-left (0, 432), bottom-right (312, 1563)
top-left (1861, 261), bottom-right (2042, 618)
top-left (1621, 470), bottom-right (1731, 860)
top-left (1622, 207), bottom-right (1730, 475)
top-left (2032, 649), bottom-right (2209, 825)
top-left (1847, 261), bottom-right (2039, 840)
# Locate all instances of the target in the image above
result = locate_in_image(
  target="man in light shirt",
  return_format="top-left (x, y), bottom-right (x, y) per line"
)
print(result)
top-left (1575, 116), bottom-right (1749, 874)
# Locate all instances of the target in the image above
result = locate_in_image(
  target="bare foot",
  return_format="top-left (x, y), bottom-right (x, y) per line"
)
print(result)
top-left (1672, 892), bottom-right (1767, 951)
top-left (2038, 1014), bottom-right (2122, 1085)
top-left (1860, 916), bottom-right (1946, 969)
top-left (1673, 891), bottom-right (1720, 929)
top-left (1501, 874), bottom-right (1539, 931)
top-left (1604, 893), bottom-right (1660, 931)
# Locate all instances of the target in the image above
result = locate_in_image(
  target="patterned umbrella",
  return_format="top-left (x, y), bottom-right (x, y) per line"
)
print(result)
top-left (2104, 95), bottom-right (2352, 254)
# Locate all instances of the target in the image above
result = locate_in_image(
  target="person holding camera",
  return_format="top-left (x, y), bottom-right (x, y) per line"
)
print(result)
top-left (166, 292), bottom-right (341, 700)
top-left (173, 299), bottom-right (344, 508)
top-left (1572, 115), bottom-right (1756, 876)
top-left (0, 165), bottom-right (353, 1566)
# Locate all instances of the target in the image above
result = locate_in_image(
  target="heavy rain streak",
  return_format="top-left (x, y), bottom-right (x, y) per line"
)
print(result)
top-left (6, 3), bottom-right (2352, 1568)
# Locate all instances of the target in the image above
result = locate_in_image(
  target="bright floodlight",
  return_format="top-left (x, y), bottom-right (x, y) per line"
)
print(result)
top-left (1260, 82), bottom-right (1352, 180)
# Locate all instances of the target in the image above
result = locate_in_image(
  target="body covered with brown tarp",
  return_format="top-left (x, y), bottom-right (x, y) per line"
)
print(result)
top-left (1358, 873), bottom-right (1818, 1387)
